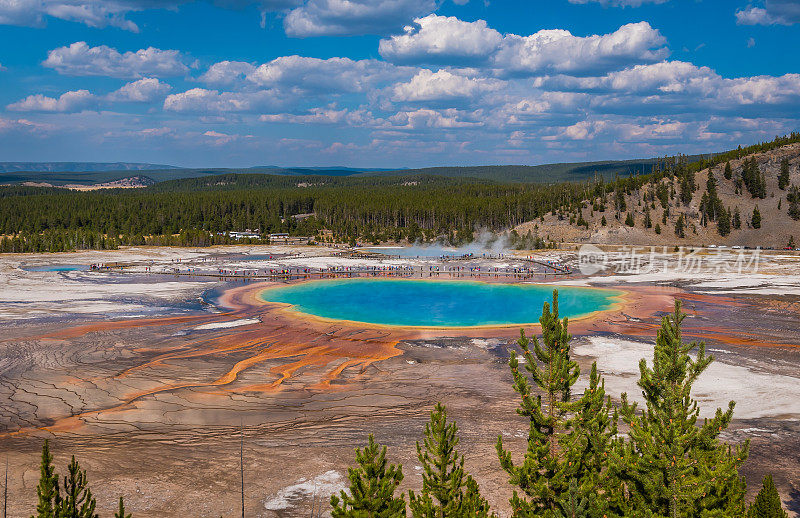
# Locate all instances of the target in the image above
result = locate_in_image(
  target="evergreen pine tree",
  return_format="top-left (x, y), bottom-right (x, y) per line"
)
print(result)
top-left (609, 301), bottom-right (748, 517)
top-left (409, 403), bottom-right (493, 518)
top-left (497, 290), bottom-right (577, 516)
top-left (655, 223), bottom-right (662, 235)
top-left (497, 291), bottom-right (615, 517)
top-left (675, 214), bottom-right (686, 238)
top-left (717, 206), bottom-right (731, 236)
top-left (33, 440), bottom-right (59, 518)
top-left (56, 456), bottom-right (97, 518)
top-left (733, 207), bottom-right (742, 230)
top-left (778, 159), bottom-right (790, 190)
top-left (724, 161), bottom-right (732, 180)
top-left (114, 497), bottom-right (131, 518)
top-left (788, 186), bottom-right (800, 220)
top-left (752, 206), bottom-right (762, 229)
top-left (563, 363), bottom-right (617, 516)
top-left (748, 475), bottom-right (787, 518)
top-left (554, 479), bottom-right (595, 518)
top-left (625, 212), bottom-right (634, 227)
top-left (700, 192), bottom-right (710, 227)
top-left (331, 435), bottom-right (406, 518)
top-left (462, 478), bottom-right (491, 518)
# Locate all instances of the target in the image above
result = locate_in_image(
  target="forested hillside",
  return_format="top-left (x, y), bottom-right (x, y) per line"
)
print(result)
top-left (517, 137), bottom-right (800, 248)
top-left (1, 134), bottom-right (799, 252)
top-left (366, 157), bottom-right (682, 183)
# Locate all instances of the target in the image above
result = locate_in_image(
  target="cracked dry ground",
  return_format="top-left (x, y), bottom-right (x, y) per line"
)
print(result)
top-left (1, 297), bottom-right (799, 517)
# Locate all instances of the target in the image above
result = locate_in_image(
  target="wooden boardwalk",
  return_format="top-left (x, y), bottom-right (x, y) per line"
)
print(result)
top-left (102, 264), bottom-right (572, 281)
top-left (90, 251), bottom-right (574, 280)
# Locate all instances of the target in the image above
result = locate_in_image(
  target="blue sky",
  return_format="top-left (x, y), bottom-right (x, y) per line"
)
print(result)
top-left (1, 0), bottom-right (799, 168)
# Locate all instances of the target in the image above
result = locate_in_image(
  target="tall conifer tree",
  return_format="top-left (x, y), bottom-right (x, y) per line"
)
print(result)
top-left (56, 456), bottom-right (97, 518)
top-left (733, 207), bottom-right (742, 230)
top-left (564, 363), bottom-right (617, 514)
top-left (717, 206), bottom-right (731, 236)
top-left (752, 206), bottom-right (762, 229)
top-left (497, 291), bottom-right (615, 517)
top-left (331, 435), bottom-right (406, 518)
top-left (748, 475), bottom-right (787, 518)
top-left (610, 301), bottom-right (748, 517)
top-left (33, 440), bottom-right (59, 518)
top-left (778, 159), bottom-right (790, 190)
top-left (409, 403), bottom-right (493, 518)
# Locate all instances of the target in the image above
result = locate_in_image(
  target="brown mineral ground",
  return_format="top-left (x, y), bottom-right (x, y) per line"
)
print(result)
top-left (0, 273), bottom-right (798, 517)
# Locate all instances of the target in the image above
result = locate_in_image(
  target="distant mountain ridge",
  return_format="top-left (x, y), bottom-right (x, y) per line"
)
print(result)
top-left (0, 155), bottom-right (715, 186)
top-left (0, 162), bottom-right (178, 173)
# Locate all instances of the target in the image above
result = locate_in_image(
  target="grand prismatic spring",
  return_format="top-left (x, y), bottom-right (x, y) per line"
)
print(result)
top-left (260, 279), bottom-right (622, 327)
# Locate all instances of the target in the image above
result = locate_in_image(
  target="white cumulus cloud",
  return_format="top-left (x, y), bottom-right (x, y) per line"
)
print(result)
top-left (381, 18), bottom-right (668, 75)
top-left (379, 14), bottom-right (503, 65)
top-left (284, 0), bottom-right (436, 37)
top-left (7, 89), bottom-right (97, 112)
top-left (0, 0), bottom-right (303, 31)
top-left (43, 41), bottom-right (189, 79)
top-left (390, 69), bottom-right (503, 102)
top-left (539, 60), bottom-right (800, 117)
top-left (198, 60), bottom-right (257, 87)
top-left (163, 87), bottom-right (285, 113)
top-left (736, 1), bottom-right (800, 25)
top-left (388, 107), bottom-right (482, 129)
top-left (108, 78), bottom-right (172, 102)
top-left (238, 55), bottom-right (413, 93)
top-left (0, 0), bottom-right (148, 30)
top-left (494, 21), bottom-right (668, 76)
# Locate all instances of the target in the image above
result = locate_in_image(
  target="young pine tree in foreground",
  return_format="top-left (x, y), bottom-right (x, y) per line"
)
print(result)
top-left (33, 442), bottom-right (128, 518)
top-left (114, 498), bottom-right (131, 518)
top-left (409, 403), bottom-right (493, 518)
top-left (57, 456), bottom-right (98, 518)
top-left (34, 440), bottom-right (59, 518)
top-left (748, 475), bottom-right (788, 518)
top-left (609, 301), bottom-right (748, 518)
top-left (497, 290), bottom-right (616, 518)
top-left (564, 362), bottom-right (617, 517)
top-left (331, 434), bottom-right (406, 518)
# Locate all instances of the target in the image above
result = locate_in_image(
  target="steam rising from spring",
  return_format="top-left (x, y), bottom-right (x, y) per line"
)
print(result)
top-left (401, 230), bottom-right (513, 257)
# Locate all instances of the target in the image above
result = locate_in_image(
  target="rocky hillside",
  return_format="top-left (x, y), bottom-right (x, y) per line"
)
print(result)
top-left (516, 143), bottom-right (800, 249)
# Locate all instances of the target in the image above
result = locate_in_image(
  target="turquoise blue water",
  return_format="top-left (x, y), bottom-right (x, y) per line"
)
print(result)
top-left (260, 279), bottom-right (620, 327)
top-left (23, 265), bottom-right (85, 272)
top-left (363, 246), bottom-right (458, 258)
